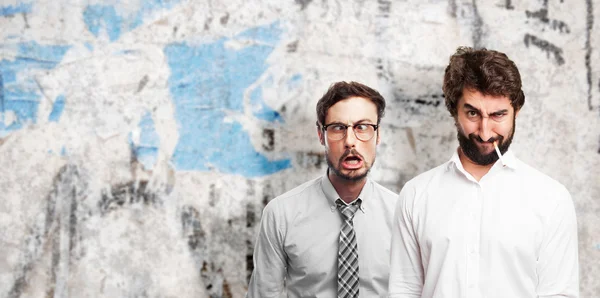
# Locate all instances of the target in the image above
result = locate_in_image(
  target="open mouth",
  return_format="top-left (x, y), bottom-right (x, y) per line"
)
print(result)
top-left (341, 155), bottom-right (364, 169)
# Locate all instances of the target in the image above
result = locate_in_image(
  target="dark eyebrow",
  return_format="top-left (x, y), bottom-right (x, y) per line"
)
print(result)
top-left (491, 109), bottom-right (509, 115)
top-left (463, 103), bottom-right (508, 116)
top-left (326, 119), bottom-right (375, 125)
top-left (463, 103), bottom-right (480, 112)
top-left (354, 119), bottom-right (375, 124)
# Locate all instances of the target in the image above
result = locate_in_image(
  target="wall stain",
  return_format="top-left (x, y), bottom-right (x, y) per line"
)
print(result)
top-left (208, 183), bottom-right (217, 207)
top-left (505, 0), bottom-right (514, 10)
top-left (523, 33), bottom-right (565, 65)
top-left (204, 17), bottom-right (213, 31)
top-left (296, 151), bottom-right (325, 170)
top-left (181, 206), bottom-right (234, 298)
top-left (585, 0), bottom-right (594, 111)
top-left (393, 92), bottom-right (445, 115)
top-left (471, 0), bottom-right (484, 48)
top-left (525, 8), bottom-right (570, 33)
top-left (98, 180), bottom-right (159, 215)
top-left (295, 0), bottom-right (312, 10)
top-left (262, 128), bottom-right (275, 151)
top-left (136, 75), bottom-right (149, 93)
top-left (181, 205), bottom-right (206, 252)
top-left (262, 182), bottom-right (274, 207)
top-left (220, 13), bottom-right (229, 25)
top-left (287, 40), bottom-right (299, 53)
top-left (378, 0), bottom-right (391, 15)
top-left (22, 13), bottom-right (30, 28)
top-left (8, 165), bottom-right (83, 298)
top-left (447, 0), bottom-right (457, 17)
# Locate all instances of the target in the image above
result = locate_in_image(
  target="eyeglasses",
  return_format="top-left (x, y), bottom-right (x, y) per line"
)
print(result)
top-left (319, 122), bottom-right (379, 141)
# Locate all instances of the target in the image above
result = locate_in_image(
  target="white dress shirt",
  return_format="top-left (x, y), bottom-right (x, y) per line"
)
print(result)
top-left (388, 150), bottom-right (579, 298)
top-left (247, 174), bottom-right (398, 298)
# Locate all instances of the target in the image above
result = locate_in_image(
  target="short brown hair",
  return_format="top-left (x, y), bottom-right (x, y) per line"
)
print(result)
top-left (316, 81), bottom-right (386, 126)
top-left (442, 47), bottom-right (525, 117)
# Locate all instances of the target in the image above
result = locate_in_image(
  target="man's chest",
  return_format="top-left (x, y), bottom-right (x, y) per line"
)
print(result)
top-left (282, 211), bottom-right (393, 284)
top-left (414, 187), bottom-right (544, 262)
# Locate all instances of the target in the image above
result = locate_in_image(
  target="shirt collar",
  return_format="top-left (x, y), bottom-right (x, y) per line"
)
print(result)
top-left (447, 147), bottom-right (519, 173)
top-left (321, 171), bottom-right (371, 213)
top-left (497, 149), bottom-right (518, 169)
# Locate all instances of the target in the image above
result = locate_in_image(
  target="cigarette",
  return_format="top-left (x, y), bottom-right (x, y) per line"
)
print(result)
top-left (493, 141), bottom-right (506, 167)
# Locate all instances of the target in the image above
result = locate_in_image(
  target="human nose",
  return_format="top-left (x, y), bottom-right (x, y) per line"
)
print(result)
top-left (479, 117), bottom-right (494, 142)
top-left (343, 126), bottom-right (357, 148)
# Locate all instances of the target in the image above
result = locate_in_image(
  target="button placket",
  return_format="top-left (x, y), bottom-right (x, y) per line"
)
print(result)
top-left (466, 184), bottom-right (483, 296)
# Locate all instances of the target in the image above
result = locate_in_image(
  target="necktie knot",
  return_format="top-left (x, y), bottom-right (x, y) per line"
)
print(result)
top-left (336, 199), bottom-right (360, 221)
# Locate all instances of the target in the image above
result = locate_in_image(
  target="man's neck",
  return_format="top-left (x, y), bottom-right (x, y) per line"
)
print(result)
top-left (328, 171), bottom-right (367, 204)
top-left (458, 148), bottom-right (493, 182)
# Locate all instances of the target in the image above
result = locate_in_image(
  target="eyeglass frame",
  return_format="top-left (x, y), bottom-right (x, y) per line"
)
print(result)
top-left (316, 121), bottom-right (379, 141)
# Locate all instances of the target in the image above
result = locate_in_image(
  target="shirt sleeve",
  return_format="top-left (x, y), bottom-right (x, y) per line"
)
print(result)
top-left (388, 182), bottom-right (424, 298)
top-left (536, 186), bottom-right (579, 298)
top-left (246, 199), bottom-right (287, 298)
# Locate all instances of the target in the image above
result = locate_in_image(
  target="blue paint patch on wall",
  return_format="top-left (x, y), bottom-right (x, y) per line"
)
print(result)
top-left (164, 21), bottom-right (291, 177)
top-left (48, 94), bottom-right (65, 122)
top-left (289, 74), bottom-right (302, 86)
top-left (83, 0), bottom-right (182, 42)
top-left (0, 73), bottom-right (4, 114)
top-left (0, 41), bottom-right (70, 135)
top-left (0, 3), bottom-right (32, 16)
top-left (2, 90), bottom-right (38, 129)
top-left (236, 22), bottom-right (283, 44)
top-left (83, 5), bottom-right (122, 42)
top-left (250, 87), bottom-right (283, 122)
top-left (130, 111), bottom-right (160, 170)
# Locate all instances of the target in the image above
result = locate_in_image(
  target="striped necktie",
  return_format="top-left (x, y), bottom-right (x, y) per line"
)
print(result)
top-left (336, 199), bottom-right (360, 298)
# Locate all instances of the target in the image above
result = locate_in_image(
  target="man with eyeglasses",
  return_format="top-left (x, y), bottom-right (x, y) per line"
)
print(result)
top-left (247, 81), bottom-right (397, 298)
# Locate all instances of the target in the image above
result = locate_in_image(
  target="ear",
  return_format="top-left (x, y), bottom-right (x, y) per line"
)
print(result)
top-left (376, 128), bottom-right (381, 145)
top-left (317, 127), bottom-right (325, 145)
top-left (514, 108), bottom-right (520, 118)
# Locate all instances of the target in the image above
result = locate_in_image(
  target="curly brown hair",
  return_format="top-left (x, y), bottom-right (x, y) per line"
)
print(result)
top-left (442, 47), bottom-right (525, 117)
top-left (316, 81), bottom-right (386, 126)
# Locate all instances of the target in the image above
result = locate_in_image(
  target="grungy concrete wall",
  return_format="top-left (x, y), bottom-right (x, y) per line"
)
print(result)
top-left (0, 0), bottom-right (599, 297)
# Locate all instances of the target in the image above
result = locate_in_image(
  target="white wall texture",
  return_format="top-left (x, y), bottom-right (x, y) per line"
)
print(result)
top-left (0, 0), bottom-right (598, 297)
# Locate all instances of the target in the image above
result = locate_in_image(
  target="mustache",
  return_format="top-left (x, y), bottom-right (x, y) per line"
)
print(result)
top-left (339, 149), bottom-right (364, 162)
top-left (469, 133), bottom-right (504, 144)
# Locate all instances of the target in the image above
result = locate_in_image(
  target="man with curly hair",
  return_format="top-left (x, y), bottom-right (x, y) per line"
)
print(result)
top-left (388, 47), bottom-right (579, 298)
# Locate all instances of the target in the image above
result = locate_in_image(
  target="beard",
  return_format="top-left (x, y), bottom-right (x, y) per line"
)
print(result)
top-left (326, 149), bottom-right (374, 182)
top-left (457, 116), bottom-right (515, 166)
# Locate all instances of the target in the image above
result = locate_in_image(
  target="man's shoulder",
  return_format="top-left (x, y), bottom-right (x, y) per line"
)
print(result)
top-left (404, 162), bottom-right (450, 189)
top-left (266, 176), bottom-right (323, 207)
top-left (370, 179), bottom-right (398, 199)
top-left (368, 180), bottom-right (400, 213)
top-left (515, 159), bottom-right (569, 193)
top-left (513, 160), bottom-right (572, 205)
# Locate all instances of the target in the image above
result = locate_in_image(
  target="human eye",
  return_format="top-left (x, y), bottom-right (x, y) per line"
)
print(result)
top-left (466, 110), bottom-right (479, 118)
top-left (329, 124), bottom-right (346, 132)
top-left (354, 124), bottom-right (369, 132)
top-left (491, 112), bottom-right (507, 120)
